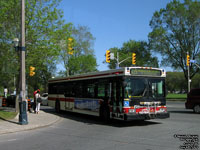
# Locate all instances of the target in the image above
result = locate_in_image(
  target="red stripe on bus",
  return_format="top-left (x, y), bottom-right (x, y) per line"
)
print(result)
top-left (48, 97), bottom-right (74, 102)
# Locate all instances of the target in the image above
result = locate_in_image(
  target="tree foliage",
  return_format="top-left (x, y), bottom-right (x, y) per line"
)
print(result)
top-left (166, 72), bottom-right (187, 93)
top-left (0, 0), bottom-right (21, 94)
top-left (107, 40), bottom-right (159, 69)
top-left (149, 0), bottom-right (200, 81)
top-left (25, 0), bottom-right (65, 93)
top-left (0, 0), bottom-right (97, 95)
top-left (166, 71), bottom-right (200, 93)
top-left (59, 25), bottom-right (97, 76)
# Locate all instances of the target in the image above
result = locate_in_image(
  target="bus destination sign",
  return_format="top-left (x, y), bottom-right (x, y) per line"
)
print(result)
top-left (130, 68), bottom-right (161, 76)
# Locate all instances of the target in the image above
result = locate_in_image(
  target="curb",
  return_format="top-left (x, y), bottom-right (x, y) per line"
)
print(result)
top-left (0, 111), bottom-right (62, 135)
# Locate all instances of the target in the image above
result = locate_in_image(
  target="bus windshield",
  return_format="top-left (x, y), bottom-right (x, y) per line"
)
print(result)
top-left (124, 78), bottom-right (165, 98)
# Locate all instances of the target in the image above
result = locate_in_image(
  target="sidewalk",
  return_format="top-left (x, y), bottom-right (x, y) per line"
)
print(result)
top-left (0, 107), bottom-right (61, 135)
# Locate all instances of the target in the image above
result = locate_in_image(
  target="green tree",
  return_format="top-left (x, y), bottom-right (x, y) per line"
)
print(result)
top-left (107, 40), bottom-right (159, 69)
top-left (25, 0), bottom-right (65, 93)
top-left (149, 0), bottom-right (200, 83)
top-left (59, 25), bottom-right (97, 76)
top-left (68, 55), bottom-right (97, 75)
top-left (0, 0), bottom-right (21, 94)
top-left (191, 73), bottom-right (200, 88)
top-left (166, 72), bottom-right (187, 93)
top-left (0, 0), bottom-right (66, 94)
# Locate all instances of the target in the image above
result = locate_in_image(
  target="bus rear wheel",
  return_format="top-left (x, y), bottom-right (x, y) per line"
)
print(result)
top-left (55, 100), bottom-right (60, 113)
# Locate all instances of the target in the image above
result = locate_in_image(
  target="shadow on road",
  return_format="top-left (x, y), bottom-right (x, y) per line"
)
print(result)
top-left (169, 110), bottom-right (194, 114)
top-left (41, 106), bottom-right (161, 128)
top-left (0, 116), bottom-right (20, 125)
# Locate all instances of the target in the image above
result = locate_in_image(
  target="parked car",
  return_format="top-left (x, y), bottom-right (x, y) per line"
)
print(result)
top-left (185, 88), bottom-right (200, 113)
top-left (41, 93), bottom-right (48, 106)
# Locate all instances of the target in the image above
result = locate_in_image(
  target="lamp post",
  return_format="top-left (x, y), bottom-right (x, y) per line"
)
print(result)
top-left (13, 38), bottom-right (19, 48)
top-left (12, 0), bottom-right (28, 125)
top-left (13, 37), bottom-right (28, 125)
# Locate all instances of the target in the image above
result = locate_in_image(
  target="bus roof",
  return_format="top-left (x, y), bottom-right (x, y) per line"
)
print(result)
top-left (49, 67), bottom-right (166, 83)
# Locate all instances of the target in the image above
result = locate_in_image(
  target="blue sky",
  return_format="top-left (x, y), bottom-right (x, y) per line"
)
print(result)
top-left (59, 0), bottom-right (173, 71)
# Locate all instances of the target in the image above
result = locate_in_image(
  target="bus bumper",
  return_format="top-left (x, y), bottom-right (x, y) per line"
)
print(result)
top-left (124, 112), bottom-right (170, 121)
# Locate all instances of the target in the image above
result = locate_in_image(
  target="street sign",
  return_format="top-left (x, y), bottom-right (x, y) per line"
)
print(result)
top-left (190, 60), bottom-right (196, 63)
top-left (110, 53), bottom-right (114, 60)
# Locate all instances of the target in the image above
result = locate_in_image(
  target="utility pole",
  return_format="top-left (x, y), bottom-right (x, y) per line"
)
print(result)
top-left (106, 51), bottom-right (132, 69)
top-left (19, 0), bottom-right (28, 125)
top-left (116, 52), bottom-right (119, 69)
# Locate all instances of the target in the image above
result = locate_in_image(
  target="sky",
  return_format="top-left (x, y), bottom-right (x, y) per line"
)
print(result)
top-left (58, 0), bottom-right (174, 71)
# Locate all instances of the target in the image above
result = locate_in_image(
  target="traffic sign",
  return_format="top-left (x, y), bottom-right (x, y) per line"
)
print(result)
top-left (110, 53), bottom-right (114, 60)
top-left (190, 60), bottom-right (196, 63)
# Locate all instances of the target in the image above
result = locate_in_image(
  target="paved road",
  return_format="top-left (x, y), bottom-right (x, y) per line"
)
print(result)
top-left (0, 101), bottom-right (199, 150)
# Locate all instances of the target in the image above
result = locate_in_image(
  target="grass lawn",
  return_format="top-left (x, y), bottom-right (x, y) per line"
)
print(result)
top-left (0, 110), bottom-right (17, 121)
top-left (166, 93), bottom-right (187, 99)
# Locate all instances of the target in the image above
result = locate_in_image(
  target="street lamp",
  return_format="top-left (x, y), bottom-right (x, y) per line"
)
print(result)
top-left (13, 38), bottom-right (26, 51)
top-left (13, 38), bottom-right (19, 48)
top-left (12, 37), bottom-right (28, 125)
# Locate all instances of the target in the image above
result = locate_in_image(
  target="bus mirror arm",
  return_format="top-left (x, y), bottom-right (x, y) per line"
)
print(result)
top-left (64, 93), bottom-right (67, 98)
top-left (165, 89), bottom-right (168, 96)
top-left (123, 81), bottom-right (127, 88)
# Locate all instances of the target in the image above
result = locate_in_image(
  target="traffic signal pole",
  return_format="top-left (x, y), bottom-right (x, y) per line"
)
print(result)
top-left (187, 52), bottom-right (190, 93)
top-left (105, 51), bottom-right (135, 69)
top-left (116, 52), bottom-right (132, 68)
top-left (188, 63), bottom-right (190, 92)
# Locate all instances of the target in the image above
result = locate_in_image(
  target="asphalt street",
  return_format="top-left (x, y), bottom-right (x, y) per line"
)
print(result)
top-left (0, 101), bottom-right (199, 150)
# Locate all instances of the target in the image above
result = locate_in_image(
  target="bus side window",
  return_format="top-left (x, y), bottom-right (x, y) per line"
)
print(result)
top-left (58, 83), bottom-right (65, 94)
top-left (111, 81), bottom-right (116, 104)
top-left (97, 82), bottom-right (105, 99)
top-left (86, 84), bottom-right (95, 98)
top-left (97, 79), bottom-right (110, 101)
top-left (116, 81), bottom-right (123, 104)
top-left (49, 83), bottom-right (58, 94)
top-left (74, 82), bottom-right (83, 98)
top-left (64, 82), bottom-right (75, 97)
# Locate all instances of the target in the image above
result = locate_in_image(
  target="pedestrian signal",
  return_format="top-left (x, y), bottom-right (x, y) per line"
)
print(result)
top-left (106, 50), bottom-right (110, 63)
top-left (132, 53), bottom-right (136, 65)
top-left (29, 66), bottom-right (35, 76)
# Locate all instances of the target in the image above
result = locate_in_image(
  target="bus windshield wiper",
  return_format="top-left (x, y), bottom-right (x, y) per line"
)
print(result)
top-left (142, 82), bottom-right (149, 97)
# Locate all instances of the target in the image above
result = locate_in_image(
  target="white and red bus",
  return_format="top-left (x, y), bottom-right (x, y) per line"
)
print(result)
top-left (48, 67), bottom-right (169, 121)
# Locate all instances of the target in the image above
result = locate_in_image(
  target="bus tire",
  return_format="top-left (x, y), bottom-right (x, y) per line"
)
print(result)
top-left (193, 104), bottom-right (200, 114)
top-left (55, 100), bottom-right (60, 113)
top-left (100, 106), bottom-right (110, 123)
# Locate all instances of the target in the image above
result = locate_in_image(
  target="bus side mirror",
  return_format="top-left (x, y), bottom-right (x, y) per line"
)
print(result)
top-left (64, 93), bottom-right (67, 98)
top-left (165, 89), bottom-right (168, 96)
top-left (123, 81), bottom-right (127, 87)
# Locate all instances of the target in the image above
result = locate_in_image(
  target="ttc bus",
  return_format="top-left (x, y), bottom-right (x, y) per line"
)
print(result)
top-left (48, 67), bottom-right (170, 121)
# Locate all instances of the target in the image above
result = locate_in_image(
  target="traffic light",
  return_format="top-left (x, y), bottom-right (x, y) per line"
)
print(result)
top-left (106, 50), bottom-right (110, 63)
top-left (67, 37), bottom-right (74, 55)
top-left (29, 66), bottom-right (35, 76)
top-left (187, 54), bottom-right (190, 66)
top-left (132, 53), bottom-right (136, 65)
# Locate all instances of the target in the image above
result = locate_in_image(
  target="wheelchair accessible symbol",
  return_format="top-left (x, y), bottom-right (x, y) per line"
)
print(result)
top-left (124, 101), bottom-right (129, 107)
